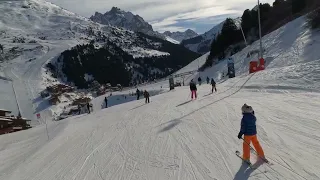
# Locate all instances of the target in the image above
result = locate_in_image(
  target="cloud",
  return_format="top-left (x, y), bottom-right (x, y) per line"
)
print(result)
top-left (151, 6), bottom-right (240, 33)
top-left (48, 0), bottom-right (276, 33)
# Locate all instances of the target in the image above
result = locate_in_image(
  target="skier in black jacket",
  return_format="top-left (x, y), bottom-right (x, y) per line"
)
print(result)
top-left (211, 78), bottom-right (217, 93)
top-left (136, 89), bottom-right (140, 100)
top-left (104, 97), bottom-right (108, 108)
top-left (198, 77), bottom-right (202, 85)
top-left (190, 80), bottom-right (197, 100)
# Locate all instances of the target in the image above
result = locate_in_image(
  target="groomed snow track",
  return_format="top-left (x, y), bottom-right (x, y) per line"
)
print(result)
top-left (1, 71), bottom-right (320, 180)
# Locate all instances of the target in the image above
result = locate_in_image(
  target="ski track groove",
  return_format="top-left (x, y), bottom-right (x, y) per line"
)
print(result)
top-left (128, 162), bottom-right (138, 180)
top-left (177, 156), bottom-right (183, 180)
top-left (116, 100), bottom-right (169, 179)
top-left (192, 113), bottom-right (233, 179)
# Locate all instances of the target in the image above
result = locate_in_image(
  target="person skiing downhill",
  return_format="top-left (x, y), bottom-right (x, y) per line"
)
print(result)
top-left (87, 102), bottom-right (92, 114)
top-left (144, 90), bottom-right (150, 103)
top-left (211, 78), bottom-right (217, 93)
top-left (238, 104), bottom-right (266, 164)
top-left (189, 80), bottom-right (197, 100)
top-left (136, 89), bottom-right (140, 100)
top-left (206, 77), bottom-right (210, 84)
top-left (104, 97), bottom-right (108, 108)
top-left (198, 77), bottom-right (202, 85)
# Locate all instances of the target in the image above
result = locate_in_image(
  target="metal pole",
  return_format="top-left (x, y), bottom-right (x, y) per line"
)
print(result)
top-left (239, 20), bottom-right (248, 46)
top-left (258, 0), bottom-right (263, 59)
top-left (44, 115), bottom-right (49, 140)
top-left (11, 81), bottom-right (21, 116)
top-left (238, 18), bottom-right (251, 58)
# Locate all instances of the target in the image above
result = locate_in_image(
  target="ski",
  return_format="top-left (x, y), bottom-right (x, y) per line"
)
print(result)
top-left (249, 149), bottom-right (272, 165)
top-left (235, 151), bottom-right (255, 169)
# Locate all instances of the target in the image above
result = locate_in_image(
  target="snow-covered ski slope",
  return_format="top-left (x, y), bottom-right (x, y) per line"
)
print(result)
top-left (2, 15), bottom-right (320, 180)
top-left (176, 16), bottom-right (320, 91)
top-left (2, 79), bottom-right (320, 180)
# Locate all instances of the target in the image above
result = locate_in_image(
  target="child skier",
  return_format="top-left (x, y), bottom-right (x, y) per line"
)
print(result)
top-left (238, 104), bottom-right (266, 164)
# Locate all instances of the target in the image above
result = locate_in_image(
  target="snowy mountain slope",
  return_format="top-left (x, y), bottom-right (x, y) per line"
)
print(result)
top-left (164, 36), bottom-right (180, 44)
top-left (178, 15), bottom-right (320, 90)
top-left (90, 7), bottom-right (165, 39)
top-left (162, 29), bottom-right (198, 43)
top-left (181, 21), bottom-right (224, 53)
top-left (0, 0), bottom-right (199, 121)
top-left (0, 0), bottom-right (92, 121)
top-left (181, 18), bottom-right (241, 54)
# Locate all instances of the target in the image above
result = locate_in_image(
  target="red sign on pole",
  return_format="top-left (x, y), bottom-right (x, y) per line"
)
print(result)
top-left (37, 113), bottom-right (41, 119)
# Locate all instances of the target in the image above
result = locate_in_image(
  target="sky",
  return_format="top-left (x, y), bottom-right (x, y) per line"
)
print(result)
top-left (48, 0), bottom-right (275, 34)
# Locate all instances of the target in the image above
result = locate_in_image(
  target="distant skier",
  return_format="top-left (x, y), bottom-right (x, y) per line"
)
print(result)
top-left (87, 102), bottom-right (92, 114)
top-left (206, 77), bottom-right (210, 84)
top-left (136, 89), bottom-right (140, 100)
top-left (211, 78), bottom-right (217, 93)
top-left (198, 77), bottom-right (202, 85)
top-left (144, 90), bottom-right (150, 103)
top-left (238, 104), bottom-right (266, 164)
top-left (78, 104), bottom-right (81, 114)
top-left (104, 97), bottom-right (108, 108)
top-left (189, 80), bottom-right (197, 100)
top-left (0, 44), bottom-right (3, 53)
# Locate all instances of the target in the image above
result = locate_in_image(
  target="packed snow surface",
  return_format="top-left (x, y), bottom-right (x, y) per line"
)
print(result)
top-left (1, 74), bottom-right (320, 180)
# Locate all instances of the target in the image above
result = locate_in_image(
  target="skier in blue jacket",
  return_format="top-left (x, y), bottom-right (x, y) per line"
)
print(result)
top-left (238, 104), bottom-right (266, 163)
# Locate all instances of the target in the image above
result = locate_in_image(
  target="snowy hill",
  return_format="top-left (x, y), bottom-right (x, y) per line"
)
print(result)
top-left (179, 15), bottom-right (320, 91)
top-left (181, 18), bottom-right (240, 54)
top-left (162, 29), bottom-right (198, 43)
top-left (0, 0), bottom-right (199, 122)
top-left (1, 7), bottom-right (320, 180)
top-left (181, 21), bottom-right (224, 54)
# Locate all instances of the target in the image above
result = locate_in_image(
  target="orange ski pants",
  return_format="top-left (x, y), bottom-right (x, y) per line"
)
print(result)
top-left (243, 135), bottom-right (265, 160)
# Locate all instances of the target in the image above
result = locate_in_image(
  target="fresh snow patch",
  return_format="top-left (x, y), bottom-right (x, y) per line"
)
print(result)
top-left (124, 47), bottom-right (170, 58)
top-left (165, 36), bottom-right (180, 44)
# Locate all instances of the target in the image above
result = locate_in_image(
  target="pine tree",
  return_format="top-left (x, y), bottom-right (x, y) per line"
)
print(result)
top-left (241, 9), bottom-right (252, 36)
top-left (292, 0), bottom-right (306, 14)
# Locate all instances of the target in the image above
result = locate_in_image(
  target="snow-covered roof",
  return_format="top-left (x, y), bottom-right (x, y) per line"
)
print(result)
top-left (0, 109), bottom-right (12, 113)
top-left (0, 117), bottom-right (12, 122)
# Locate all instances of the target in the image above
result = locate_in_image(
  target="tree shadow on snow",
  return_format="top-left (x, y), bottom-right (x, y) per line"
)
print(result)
top-left (233, 160), bottom-right (264, 180)
top-left (33, 96), bottom-right (42, 103)
top-left (176, 100), bottom-right (192, 107)
top-left (35, 99), bottom-right (50, 113)
top-left (158, 119), bottom-right (182, 133)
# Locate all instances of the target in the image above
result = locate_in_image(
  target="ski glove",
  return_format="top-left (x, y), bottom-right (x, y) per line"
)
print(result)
top-left (238, 132), bottom-right (243, 139)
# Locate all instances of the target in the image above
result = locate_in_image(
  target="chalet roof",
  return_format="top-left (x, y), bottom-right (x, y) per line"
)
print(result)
top-left (0, 117), bottom-right (13, 122)
top-left (0, 109), bottom-right (12, 113)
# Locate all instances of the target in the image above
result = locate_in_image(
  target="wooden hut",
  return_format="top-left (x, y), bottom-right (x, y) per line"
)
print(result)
top-left (0, 109), bottom-right (12, 116)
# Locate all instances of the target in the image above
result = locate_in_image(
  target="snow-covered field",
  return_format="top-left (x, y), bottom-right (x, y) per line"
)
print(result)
top-left (1, 1), bottom-right (320, 180)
